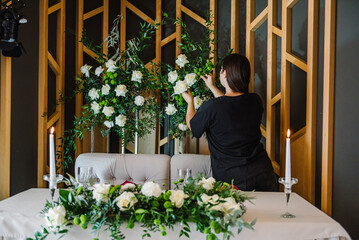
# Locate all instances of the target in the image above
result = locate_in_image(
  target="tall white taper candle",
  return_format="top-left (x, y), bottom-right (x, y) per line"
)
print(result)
top-left (49, 127), bottom-right (56, 186)
top-left (285, 129), bottom-right (291, 183)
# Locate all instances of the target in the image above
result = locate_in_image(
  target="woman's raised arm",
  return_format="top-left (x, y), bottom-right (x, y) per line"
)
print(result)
top-left (201, 75), bottom-right (224, 97)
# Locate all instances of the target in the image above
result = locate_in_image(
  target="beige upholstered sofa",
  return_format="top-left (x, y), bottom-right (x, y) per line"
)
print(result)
top-left (75, 153), bottom-right (211, 190)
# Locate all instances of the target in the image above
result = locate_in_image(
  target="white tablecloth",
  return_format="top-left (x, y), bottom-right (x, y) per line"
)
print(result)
top-left (0, 189), bottom-right (351, 240)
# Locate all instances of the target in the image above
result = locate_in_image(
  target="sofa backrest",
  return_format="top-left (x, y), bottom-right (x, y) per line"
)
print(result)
top-left (170, 154), bottom-right (212, 189)
top-left (75, 153), bottom-right (171, 189)
top-left (75, 153), bottom-right (212, 190)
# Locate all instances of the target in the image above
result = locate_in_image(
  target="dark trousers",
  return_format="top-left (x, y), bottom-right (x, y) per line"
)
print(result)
top-left (235, 170), bottom-right (278, 192)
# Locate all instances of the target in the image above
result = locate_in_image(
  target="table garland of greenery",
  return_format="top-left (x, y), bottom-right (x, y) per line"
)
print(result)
top-left (28, 175), bottom-right (255, 240)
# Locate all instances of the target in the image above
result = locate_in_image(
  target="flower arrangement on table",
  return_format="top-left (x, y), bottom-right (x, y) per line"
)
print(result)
top-left (28, 175), bottom-right (255, 240)
top-left (160, 17), bottom-right (220, 139)
top-left (59, 19), bottom-right (161, 168)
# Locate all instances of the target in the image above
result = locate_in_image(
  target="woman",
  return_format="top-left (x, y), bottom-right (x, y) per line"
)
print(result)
top-left (182, 54), bottom-right (277, 191)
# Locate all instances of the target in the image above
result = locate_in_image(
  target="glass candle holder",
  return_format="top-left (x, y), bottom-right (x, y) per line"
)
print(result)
top-left (278, 177), bottom-right (298, 218)
top-left (43, 174), bottom-right (63, 201)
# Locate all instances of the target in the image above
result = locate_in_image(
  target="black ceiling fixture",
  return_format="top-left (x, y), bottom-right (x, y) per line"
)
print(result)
top-left (0, 0), bottom-right (26, 57)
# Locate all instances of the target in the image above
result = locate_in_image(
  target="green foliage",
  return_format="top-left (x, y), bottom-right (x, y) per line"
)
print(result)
top-left (29, 176), bottom-right (255, 240)
top-left (158, 14), bottom-right (228, 139)
top-left (59, 17), bottom-right (162, 169)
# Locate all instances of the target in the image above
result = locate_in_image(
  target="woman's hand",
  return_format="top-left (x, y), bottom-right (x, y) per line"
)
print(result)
top-left (201, 74), bottom-right (224, 98)
top-left (201, 74), bottom-right (215, 89)
top-left (182, 89), bottom-right (194, 103)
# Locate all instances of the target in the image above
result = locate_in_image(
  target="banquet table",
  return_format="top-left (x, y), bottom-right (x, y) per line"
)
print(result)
top-left (0, 188), bottom-right (351, 240)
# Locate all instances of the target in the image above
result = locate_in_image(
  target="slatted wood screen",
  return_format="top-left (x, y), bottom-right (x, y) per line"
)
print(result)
top-left (119, 0), bottom-right (160, 154)
top-left (75, 0), bottom-right (109, 156)
top-left (118, 0), bottom-right (217, 154)
top-left (244, 0), bottom-right (325, 204)
top-left (37, 0), bottom-right (66, 187)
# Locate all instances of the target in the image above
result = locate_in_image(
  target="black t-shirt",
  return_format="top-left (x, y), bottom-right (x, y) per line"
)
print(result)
top-left (190, 93), bottom-right (273, 185)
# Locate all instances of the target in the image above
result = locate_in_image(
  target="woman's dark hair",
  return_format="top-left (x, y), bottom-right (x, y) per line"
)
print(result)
top-left (222, 54), bottom-right (250, 93)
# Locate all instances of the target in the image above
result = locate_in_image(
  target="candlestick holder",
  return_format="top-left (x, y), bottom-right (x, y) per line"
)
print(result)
top-left (43, 174), bottom-right (64, 201)
top-left (278, 177), bottom-right (298, 218)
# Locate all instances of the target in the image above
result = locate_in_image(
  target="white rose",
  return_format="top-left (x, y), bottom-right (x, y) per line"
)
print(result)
top-left (121, 183), bottom-right (136, 192)
top-left (184, 73), bottom-right (197, 87)
top-left (91, 101), bottom-right (101, 114)
top-left (45, 205), bottom-right (66, 227)
top-left (168, 70), bottom-right (178, 84)
top-left (102, 106), bottom-right (115, 117)
top-left (165, 103), bottom-right (177, 115)
top-left (88, 88), bottom-right (100, 100)
top-left (95, 66), bottom-right (104, 76)
top-left (131, 70), bottom-right (143, 83)
top-left (115, 192), bottom-right (138, 211)
top-left (175, 54), bottom-right (189, 68)
top-left (102, 84), bottom-right (111, 95)
top-left (194, 96), bottom-right (204, 110)
top-left (106, 59), bottom-right (118, 72)
top-left (178, 123), bottom-right (188, 131)
top-left (115, 84), bottom-right (128, 97)
top-left (134, 95), bottom-right (145, 106)
top-left (141, 182), bottom-right (162, 197)
top-left (104, 121), bottom-right (114, 129)
top-left (222, 197), bottom-right (241, 215)
top-left (199, 194), bottom-right (222, 211)
top-left (173, 80), bottom-right (188, 95)
top-left (198, 177), bottom-right (216, 190)
top-left (169, 190), bottom-right (189, 208)
top-left (115, 114), bottom-right (127, 127)
top-left (80, 64), bottom-right (92, 77)
top-left (200, 193), bottom-right (219, 205)
top-left (92, 183), bottom-right (111, 203)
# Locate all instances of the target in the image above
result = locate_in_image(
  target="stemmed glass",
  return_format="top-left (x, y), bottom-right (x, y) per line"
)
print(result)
top-left (77, 166), bottom-right (100, 187)
top-left (185, 168), bottom-right (192, 184)
top-left (278, 177), bottom-right (298, 218)
top-left (178, 168), bottom-right (185, 181)
top-left (177, 168), bottom-right (192, 189)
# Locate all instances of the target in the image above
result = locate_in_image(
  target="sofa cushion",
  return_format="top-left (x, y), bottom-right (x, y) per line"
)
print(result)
top-left (170, 154), bottom-right (212, 189)
top-left (75, 153), bottom-right (171, 189)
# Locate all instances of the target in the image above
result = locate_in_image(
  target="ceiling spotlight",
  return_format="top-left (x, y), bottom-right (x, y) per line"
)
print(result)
top-left (0, 0), bottom-right (26, 57)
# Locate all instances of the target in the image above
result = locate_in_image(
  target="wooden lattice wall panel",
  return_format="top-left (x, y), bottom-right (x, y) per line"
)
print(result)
top-left (74, 1), bottom-right (245, 155)
top-left (246, 0), bottom-right (319, 202)
top-left (38, 0), bottom-right (66, 187)
top-left (75, 0), bottom-right (109, 156)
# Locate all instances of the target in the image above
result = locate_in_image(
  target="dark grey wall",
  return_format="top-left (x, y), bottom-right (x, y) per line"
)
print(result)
top-left (9, 1), bottom-right (39, 195)
top-left (333, 1), bottom-right (359, 239)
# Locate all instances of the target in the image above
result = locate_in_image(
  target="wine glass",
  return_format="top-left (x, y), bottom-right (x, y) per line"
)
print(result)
top-left (185, 168), bottom-right (192, 184)
top-left (178, 168), bottom-right (185, 181)
top-left (88, 168), bottom-right (100, 186)
top-left (77, 166), bottom-right (99, 187)
top-left (177, 168), bottom-right (185, 189)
